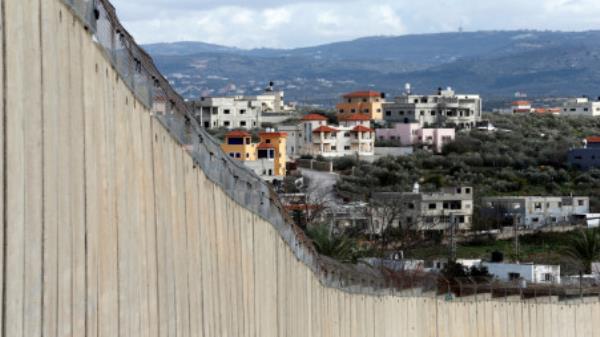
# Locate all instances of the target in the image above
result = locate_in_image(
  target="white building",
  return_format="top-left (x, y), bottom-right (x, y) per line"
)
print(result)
top-left (561, 97), bottom-right (600, 117)
top-left (511, 100), bottom-right (532, 114)
top-left (481, 196), bottom-right (590, 229)
top-left (300, 113), bottom-right (375, 158)
top-left (188, 83), bottom-right (295, 129)
top-left (277, 124), bottom-right (304, 159)
top-left (482, 262), bottom-right (561, 284)
top-left (382, 86), bottom-right (482, 129)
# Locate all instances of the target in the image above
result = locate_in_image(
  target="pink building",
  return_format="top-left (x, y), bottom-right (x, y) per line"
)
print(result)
top-left (376, 123), bottom-right (455, 153)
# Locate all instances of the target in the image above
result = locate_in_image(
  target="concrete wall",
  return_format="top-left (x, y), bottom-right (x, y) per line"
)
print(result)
top-left (3, 1), bottom-right (600, 337)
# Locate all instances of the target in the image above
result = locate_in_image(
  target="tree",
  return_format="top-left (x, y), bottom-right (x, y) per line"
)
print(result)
top-left (564, 229), bottom-right (600, 274)
top-left (306, 224), bottom-right (357, 263)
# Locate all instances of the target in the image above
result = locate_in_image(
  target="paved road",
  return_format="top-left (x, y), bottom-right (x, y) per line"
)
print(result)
top-left (298, 168), bottom-right (340, 206)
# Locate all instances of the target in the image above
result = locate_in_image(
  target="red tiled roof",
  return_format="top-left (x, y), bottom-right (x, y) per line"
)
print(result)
top-left (586, 136), bottom-right (600, 143)
top-left (312, 126), bottom-right (338, 133)
top-left (339, 114), bottom-right (371, 121)
top-left (257, 143), bottom-right (275, 149)
top-left (225, 130), bottom-right (251, 138)
top-left (301, 113), bottom-right (328, 121)
top-left (260, 131), bottom-right (288, 137)
top-left (512, 100), bottom-right (531, 106)
top-left (352, 125), bottom-right (374, 133)
top-left (343, 91), bottom-right (381, 98)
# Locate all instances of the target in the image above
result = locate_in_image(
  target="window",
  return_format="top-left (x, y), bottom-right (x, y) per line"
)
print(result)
top-left (204, 122), bottom-right (209, 128)
top-left (246, 153), bottom-right (250, 158)
top-left (265, 139), bottom-right (271, 144)
top-left (386, 111), bottom-right (391, 116)
top-left (431, 111), bottom-right (436, 116)
top-left (344, 132), bottom-right (350, 137)
top-left (344, 146), bottom-right (351, 150)
top-left (331, 146), bottom-right (337, 150)
top-left (428, 203), bottom-right (437, 210)
top-left (240, 121), bottom-right (247, 127)
top-left (268, 169), bottom-right (273, 176)
top-left (465, 188), bottom-right (471, 194)
top-left (235, 153), bottom-right (241, 158)
top-left (532, 217), bottom-right (540, 223)
top-left (229, 153), bottom-right (235, 158)
top-left (224, 109), bottom-right (231, 114)
top-left (362, 98), bottom-right (367, 103)
top-left (363, 109), bottom-right (369, 113)
top-left (420, 111), bottom-right (425, 116)
top-left (339, 109), bottom-right (344, 113)
top-left (508, 273), bottom-right (521, 281)
top-left (534, 202), bottom-right (542, 210)
top-left (253, 121), bottom-right (257, 126)
top-left (223, 121), bottom-right (230, 127)
top-left (351, 109), bottom-right (356, 113)
top-left (240, 109), bottom-right (246, 114)
top-left (544, 273), bottom-right (552, 282)
top-left (578, 200), bottom-right (585, 206)
top-left (399, 111), bottom-right (405, 115)
top-left (377, 109), bottom-right (381, 113)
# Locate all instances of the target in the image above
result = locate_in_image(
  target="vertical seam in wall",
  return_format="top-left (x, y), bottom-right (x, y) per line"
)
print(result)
top-left (182, 153), bottom-right (192, 337)
top-left (38, 0), bottom-right (46, 336)
top-left (0, 0), bottom-right (7, 333)
top-left (149, 119), bottom-right (161, 336)
top-left (79, 21), bottom-right (88, 337)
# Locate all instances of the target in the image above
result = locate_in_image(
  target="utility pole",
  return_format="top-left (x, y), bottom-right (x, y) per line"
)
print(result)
top-left (513, 214), bottom-right (519, 260)
top-left (449, 213), bottom-right (457, 262)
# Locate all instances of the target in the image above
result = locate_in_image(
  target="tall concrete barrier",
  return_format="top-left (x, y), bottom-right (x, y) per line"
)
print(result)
top-left (2, 0), bottom-right (600, 336)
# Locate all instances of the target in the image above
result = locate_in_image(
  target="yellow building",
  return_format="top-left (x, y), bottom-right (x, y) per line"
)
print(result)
top-left (335, 91), bottom-right (384, 121)
top-left (221, 130), bottom-right (256, 160)
top-left (220, 130), bottom-right (288, 179)
top-left (257, 131), bottom-right (288, 177)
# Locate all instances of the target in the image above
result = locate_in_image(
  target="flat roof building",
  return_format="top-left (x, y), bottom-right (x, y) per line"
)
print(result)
top-left (383, 86), bottom-right (482, 129)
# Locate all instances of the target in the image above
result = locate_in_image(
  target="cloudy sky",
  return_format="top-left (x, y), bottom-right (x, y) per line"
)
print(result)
top-left (110, 0), bottom-right (600, 49)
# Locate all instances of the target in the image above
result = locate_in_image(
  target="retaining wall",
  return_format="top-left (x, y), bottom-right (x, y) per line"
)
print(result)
top-left (2, 1), bottom-right (600, 336)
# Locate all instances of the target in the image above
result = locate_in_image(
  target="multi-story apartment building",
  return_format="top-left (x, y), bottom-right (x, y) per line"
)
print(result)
top-left (336, 91), bottom-right (385, 121)
top-left (481, 196), bottom-right (590, 229)
top-left (561, 97), bottom-right (600, 117)
top-left (188, 84), bottom-right (295, 129)
top-left (376, 123), bottom-right (455, 153)
top-left (220, 129), bottom-right (287, 181)
top-left (382, 87), bottom-right (482, 129)
top-left (277, 123), bottom-right (304, 159)
top-left (370, 185), bottom-right (474, 234)
top-left (301, 113), bottom-right (375, 158)
top-left (569, 136), bottom-right (600, 170)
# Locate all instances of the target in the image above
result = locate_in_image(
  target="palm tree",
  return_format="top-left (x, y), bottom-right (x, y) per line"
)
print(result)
top-left (564, 229), bottom-right (600, 274)
top-left (306, 224), bottom-right (357, 263)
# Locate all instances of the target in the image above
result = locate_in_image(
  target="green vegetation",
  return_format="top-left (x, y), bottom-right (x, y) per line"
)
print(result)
top-left (563, 229), bottom-right (600, 274)
top-left (336, 114), bottom-right (600, 217)
top-left (305, 224), bottom-right (374, 263)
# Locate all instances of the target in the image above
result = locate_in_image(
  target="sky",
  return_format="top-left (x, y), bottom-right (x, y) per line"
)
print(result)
top-left (110, 0), bottom-right (600, 49)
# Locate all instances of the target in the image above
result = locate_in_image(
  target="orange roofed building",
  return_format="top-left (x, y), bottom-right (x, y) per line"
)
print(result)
top-left (336, 91), bottom-right (385, 121)
top-left (300, 113), bottom-right (374, 158)
top-left (220, 129), bottom-right (287, 181)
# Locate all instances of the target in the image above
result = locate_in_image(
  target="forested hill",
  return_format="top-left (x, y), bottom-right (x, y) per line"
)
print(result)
top-left (144, 30), bottom-right (600, 105)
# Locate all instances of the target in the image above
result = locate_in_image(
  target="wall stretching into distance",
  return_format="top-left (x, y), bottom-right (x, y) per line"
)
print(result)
top-left (2, 0), bottom-right (600, 336)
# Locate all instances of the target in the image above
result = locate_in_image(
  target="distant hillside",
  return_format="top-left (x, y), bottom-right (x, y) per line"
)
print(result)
top-left (143, 30), bottom-right (600, 106)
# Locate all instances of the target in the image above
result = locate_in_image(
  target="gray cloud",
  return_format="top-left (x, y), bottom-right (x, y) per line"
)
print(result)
top-left (109, 0), bottom-right (600, 48)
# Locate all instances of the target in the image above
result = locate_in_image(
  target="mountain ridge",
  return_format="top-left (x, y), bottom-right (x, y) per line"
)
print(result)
top-left (143, 30), bottom-right (600, 105)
